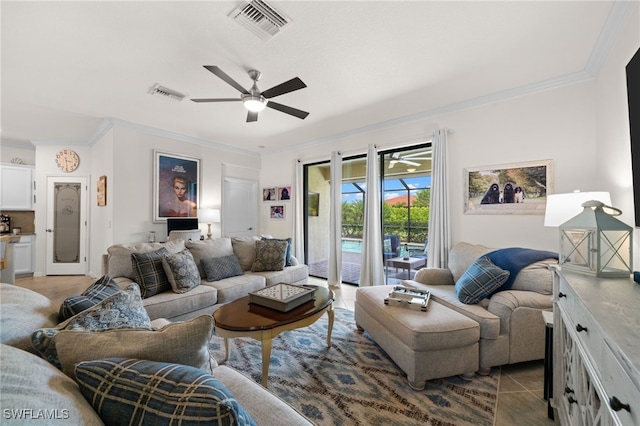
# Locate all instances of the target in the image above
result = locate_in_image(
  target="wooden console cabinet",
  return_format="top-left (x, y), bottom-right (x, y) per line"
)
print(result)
top-left (552, 267), bottom-right (639, 425)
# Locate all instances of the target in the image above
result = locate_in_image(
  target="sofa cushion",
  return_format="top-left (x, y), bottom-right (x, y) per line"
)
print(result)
top-left (161, 248), bottom-right (201, 293)
top-left (0, 344), bottom-right (104, 425)
top-left (251, 239), bottom-right (288, 272)
top-left (185, 237), bottom-right (234, 278)
top-left (201, 254), bottom-right (244, 282)
top-left (448, 242), bottom-right (492, 282)
top-left (247, 264), bottom-right (310, 287)
top-left (510, 261), bottom-right (556, 294)
top-left (56, 315), bottom-right (214, 377)
top-left (413, 267), bottom-right (454, 285)
top-left (142, 283), bottom-right (218, 320)
top-left (262, 237), bottom-right (293, 266)
top-left (455, 256), bottom-right (510, 304)
top-left (231, 236), bottom-right (261, 271)
top-left (58, 275), bottom-right (121, 321)
top-left (75, 358), bottom-right (256, 426)
top-left (0, 283), bottom-right (58, 354)
top-left (107, 240), bottom-right (185, 280)
top-left (131, 248), bottom-right (171, 298)
top-left (31, 284), bottom-right (152, 369)
top-left (202, 274), bottom-right (265, 305)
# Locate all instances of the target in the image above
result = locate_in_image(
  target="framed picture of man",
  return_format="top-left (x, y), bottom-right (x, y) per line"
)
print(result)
top-left (154, 151), bottom-right (200, 222)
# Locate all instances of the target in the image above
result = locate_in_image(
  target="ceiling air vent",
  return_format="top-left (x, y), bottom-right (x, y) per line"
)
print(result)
top-left (229, 0), bottom-right (292, 41)
top-left (148, 84), bottom-right (186, 102)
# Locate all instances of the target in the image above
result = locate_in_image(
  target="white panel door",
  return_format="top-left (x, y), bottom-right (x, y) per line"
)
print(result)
top-left (222, 177), bottom-right (257, 237)
top-left (46, 176), bottom-right (88, 275)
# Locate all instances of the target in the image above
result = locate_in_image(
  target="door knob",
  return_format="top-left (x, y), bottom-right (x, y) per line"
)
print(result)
top-left (46, 228), bottom-right (54, 232)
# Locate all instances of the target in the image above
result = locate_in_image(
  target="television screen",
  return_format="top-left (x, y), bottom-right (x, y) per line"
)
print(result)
top-left (167, 218), bottom-right (199, 234)
top-left (627, 47), bottom-right (640, 226)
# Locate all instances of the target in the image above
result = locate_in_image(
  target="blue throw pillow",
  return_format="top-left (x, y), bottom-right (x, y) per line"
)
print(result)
top-left (455, 256), bottom-right (510, 304)
top-left (58, 275), bottom-right (121, 322)
top-left (201, 255), bottom-right (244, 282)
top-left (131, 248), bottom-right (170, 298)
top-left (75, 358), bottom-right (256, 426)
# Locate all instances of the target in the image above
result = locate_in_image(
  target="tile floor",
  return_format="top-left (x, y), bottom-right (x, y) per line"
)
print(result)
top-left (15, 274), bottom-right (559, 425)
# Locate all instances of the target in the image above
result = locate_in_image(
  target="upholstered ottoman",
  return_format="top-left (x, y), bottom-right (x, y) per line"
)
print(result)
top-left (354, 285), bottom-right (480, 390)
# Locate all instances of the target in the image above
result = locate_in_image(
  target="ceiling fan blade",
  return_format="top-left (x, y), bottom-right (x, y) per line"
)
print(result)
top-left (191, 98), bottom-right (241, 103)
top-left (203, 66), bottom-right (249, 94)
top-left (399, 160), bottom-right (421, 167)
top-left (388, 160), bottom-right (397, 169)
top-left (246, 111), bottom-right (258, 122)
top-left (402, 151), bottom-right (431, 158)
top-left (262, 77), bottom-right (307, 99)
top-left (266, 101), bottom-right (309, 119)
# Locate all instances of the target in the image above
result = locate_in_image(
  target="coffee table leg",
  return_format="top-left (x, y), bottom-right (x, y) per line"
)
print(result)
top-left (261, 336), bottom-right (272, 388)
top-left (223, 337), bottom-right (231, 362)
top-left (326, 306), bottom-right (334, 348)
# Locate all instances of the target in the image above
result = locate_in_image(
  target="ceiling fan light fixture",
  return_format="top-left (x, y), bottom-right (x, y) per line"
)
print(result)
top-left (242, 94), bottom-right (267, 112)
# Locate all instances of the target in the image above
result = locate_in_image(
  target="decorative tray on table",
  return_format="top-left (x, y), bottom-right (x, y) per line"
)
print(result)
top-left (249, 283), bottom-right (316, 312)
top-left (384, 286), bottom-right (430, 311)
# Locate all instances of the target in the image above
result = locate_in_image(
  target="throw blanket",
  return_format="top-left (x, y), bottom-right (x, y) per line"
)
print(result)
top-left (485, 247), bottom-right (558, 291)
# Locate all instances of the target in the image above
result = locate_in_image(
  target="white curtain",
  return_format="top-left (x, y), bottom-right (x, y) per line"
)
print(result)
top-left (427, 129), bottom-right (450, 268)
top-left (359, 144), bottom-right (385, 286)
top-left (293, 159), bottom-right (304, 262)
top-left (328, 151), bottom-right (342, 288)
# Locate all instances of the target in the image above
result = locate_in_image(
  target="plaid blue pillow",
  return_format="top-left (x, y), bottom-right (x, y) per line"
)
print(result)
top-left (455, 256), bottom-right (510, 304)
top-left (58, 275), bottom-right (120, 322)
top-left (75, 358), bottom-right (256, 426)
top-left (131, 248), bottom-right (170, 298)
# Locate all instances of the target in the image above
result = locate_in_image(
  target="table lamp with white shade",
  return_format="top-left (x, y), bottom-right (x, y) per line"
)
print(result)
top-left (198, 208), bottom-right (220, 240)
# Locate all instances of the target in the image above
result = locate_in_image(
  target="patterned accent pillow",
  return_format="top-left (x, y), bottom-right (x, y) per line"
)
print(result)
top-left (31, 284), bottom-right (151, 370)
top-left (261, 237), bottom-right (293, 266)
top-left (75, 358), bottom-right (257, 426)
top-left (58, 275), bottom-right (121, 322)
top-left (251, 239), bottom-right (288, 272)
top-left (201, 255), bottom-right (244, 282)
top-left (455, 256), bottom-right (510, 304)
top-left (161, 249), bottom-right (201, 293)
top-left (131, 248), bottom-right (170, 298)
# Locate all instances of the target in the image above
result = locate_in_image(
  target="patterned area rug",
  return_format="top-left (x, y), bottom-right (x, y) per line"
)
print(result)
top-left (209, 308), bottom-right (498, 426)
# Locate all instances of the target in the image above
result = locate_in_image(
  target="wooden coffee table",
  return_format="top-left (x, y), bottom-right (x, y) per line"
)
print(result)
top-left (213, 285), bottom-right (334, 387)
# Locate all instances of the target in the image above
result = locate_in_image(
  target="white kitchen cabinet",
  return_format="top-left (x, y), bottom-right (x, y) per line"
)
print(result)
top-left (13, 234), bottom-right (34, 275)
top-left (552, 267), bottom-right (639, 426)
top-left (0, 164), bottom-right (34, 210)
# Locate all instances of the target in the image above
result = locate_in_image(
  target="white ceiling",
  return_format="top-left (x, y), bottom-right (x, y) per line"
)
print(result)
top-left (0, 1), bottom-right (627, 154)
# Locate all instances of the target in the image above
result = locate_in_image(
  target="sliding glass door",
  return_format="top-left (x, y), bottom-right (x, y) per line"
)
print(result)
top-left (304, 143), bottom-right (431, 285)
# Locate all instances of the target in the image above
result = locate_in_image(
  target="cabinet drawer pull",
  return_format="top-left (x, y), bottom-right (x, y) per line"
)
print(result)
top-left (558, 292), bottom-right (567, 298)
top-left (564, 386), bottom-right (574, 394)
top-left (568, 396), bottom-right (578, 405)
top-left (576, 324), bottom-right (588, 332)
top-left (609, 396), bottom-right (631, 412)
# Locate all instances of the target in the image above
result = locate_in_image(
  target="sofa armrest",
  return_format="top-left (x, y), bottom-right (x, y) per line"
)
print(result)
top-left (488, 290), bottom-right (552, 335)
top-left (412, 267), bottom-right (454, 286)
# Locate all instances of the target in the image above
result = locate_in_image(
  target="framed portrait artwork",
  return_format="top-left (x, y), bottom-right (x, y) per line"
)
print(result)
top-left (270, 205), bottom-right (285, 220)
top-left (154, 151), bottom-right (200, 222)
top-left (464, 159), bottom-right (553, 215)
top-left (263, 187), bottom-right (277, 201)
top-left (278, 185), bottom-right (291, 201)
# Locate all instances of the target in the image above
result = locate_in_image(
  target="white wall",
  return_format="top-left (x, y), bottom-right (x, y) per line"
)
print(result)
top-left (261, 80), bottom-right (598, 253)
top-left (0, 142), bottom-right (35, 165)
top-left (594, 3), bottom-right (639, 268)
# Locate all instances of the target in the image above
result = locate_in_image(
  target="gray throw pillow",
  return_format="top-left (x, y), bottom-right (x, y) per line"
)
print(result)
top-left (161, 249), bottom-right (201, 293)
top-left (261, 237), bottom-right (293, 266)
top-left (201, 255), bottom-right (244, 282)
top-left (251, 239), bottom-right (288, 272)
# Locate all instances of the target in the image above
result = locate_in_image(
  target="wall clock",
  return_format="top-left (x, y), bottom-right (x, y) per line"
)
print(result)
top-left (55, 149), bottom-right (80, 172)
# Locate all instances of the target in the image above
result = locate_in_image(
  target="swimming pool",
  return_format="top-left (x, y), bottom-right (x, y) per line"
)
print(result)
top-left (342, 239), bottom-right (363, 253)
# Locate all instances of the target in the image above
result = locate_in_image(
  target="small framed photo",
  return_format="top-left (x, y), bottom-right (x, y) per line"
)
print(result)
top-left (270, 205), bottom-right (285, 220)
top-left (263, 187), bottom-right (277, 202)
top-left (278, 185), bottom-right (291, 201)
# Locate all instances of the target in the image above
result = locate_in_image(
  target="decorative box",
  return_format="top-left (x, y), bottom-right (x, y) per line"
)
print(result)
top-left (249, 283), bottom-right (316, 312)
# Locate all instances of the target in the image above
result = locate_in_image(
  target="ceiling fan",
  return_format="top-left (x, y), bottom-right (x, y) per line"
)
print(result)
top-left (191, 66), bottom-right (309, 123)
top-left (388, 151), bottom-right (431, 169)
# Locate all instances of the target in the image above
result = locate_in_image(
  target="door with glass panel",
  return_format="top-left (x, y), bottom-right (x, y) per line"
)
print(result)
top-left (46, 177), bottom-right (88, 275)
